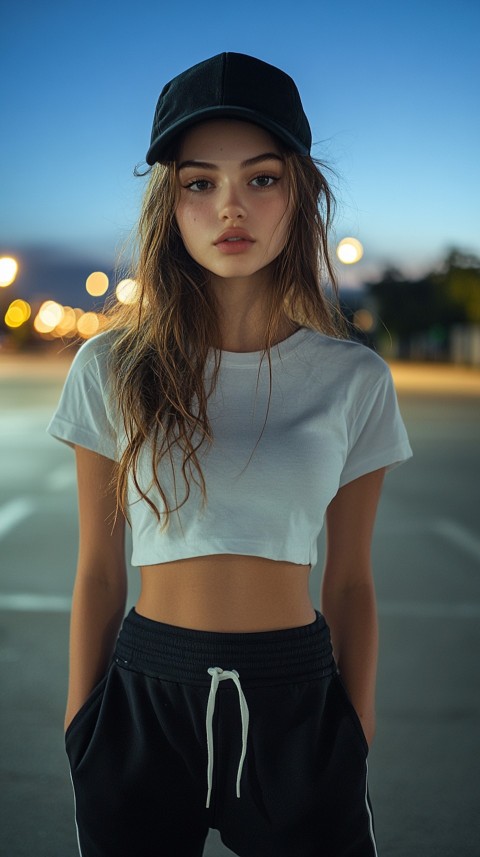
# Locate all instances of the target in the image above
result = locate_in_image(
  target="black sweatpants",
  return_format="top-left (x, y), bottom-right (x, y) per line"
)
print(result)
top-left (65, 608), bottom-right (378, 857)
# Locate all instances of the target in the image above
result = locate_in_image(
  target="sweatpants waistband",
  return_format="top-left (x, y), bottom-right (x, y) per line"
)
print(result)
top-left (114, 607), bottom-right (336, 686)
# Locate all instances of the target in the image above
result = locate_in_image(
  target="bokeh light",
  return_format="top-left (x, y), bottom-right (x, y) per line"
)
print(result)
top-left (54, 306), bottom-right (77, 337)
top-left (0, 256), bottom-right (19, 287)
top-left (336, 238), bottom-right (364, 265)
top-left (35, 300), bottom-right (64, 332)
top-left (86, 271), bottom-right (109, 296)
top-left (116, 278), bottom-right (139, 304)
top-left (353, 308), bottom-right (375, 332)
top-left (4, 299), bottom-right (31, 328)
top-left (77, 312), bottom-right (100, 338)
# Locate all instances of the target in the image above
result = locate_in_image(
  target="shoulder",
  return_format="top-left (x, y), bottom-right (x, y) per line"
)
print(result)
top-left (301, 329), bottom-right (391, 387)
top-left (62, 330), bottom-right (123, 416)
top-left (67, 329), bottom-right (121, 381)
top-left (70, 328), bottom-right (119, 365)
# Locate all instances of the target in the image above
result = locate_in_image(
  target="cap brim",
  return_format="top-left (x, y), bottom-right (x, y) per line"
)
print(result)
top-left (145, 105), bottom-right (309, 165)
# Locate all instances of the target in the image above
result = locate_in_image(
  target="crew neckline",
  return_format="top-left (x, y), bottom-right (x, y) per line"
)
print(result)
top-left (205, 326), bottom-right (316, 367)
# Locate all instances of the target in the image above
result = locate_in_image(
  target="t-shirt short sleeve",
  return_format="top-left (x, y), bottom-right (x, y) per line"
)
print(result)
top-left (46, 334), bottom-right (118, 460)
top-left (339, 361), bottom-right (412, 488)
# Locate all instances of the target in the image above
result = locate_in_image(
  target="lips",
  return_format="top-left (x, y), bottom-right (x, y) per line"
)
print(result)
top-left (214, 229), bottom-right (254, 245)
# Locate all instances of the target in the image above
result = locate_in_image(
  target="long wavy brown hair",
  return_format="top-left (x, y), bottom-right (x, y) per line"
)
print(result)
top-left (100, 136), bottom-right (348, 533)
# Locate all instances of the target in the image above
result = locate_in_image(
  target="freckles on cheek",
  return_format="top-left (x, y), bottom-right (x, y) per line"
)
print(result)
top-left (176, 207), bottom-right (195, 241)
top-left (183, 205), bottom-right (198, 226)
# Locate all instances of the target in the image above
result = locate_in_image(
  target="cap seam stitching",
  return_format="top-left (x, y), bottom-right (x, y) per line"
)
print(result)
top-left (221, 53), bottom-right (227, 105)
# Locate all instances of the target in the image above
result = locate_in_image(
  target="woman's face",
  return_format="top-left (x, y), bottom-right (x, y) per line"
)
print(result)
top-left (175, 119), bottom-right (291, 283)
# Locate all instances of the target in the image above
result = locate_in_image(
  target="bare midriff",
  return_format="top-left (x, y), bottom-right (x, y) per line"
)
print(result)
top-left (136, 554), bottom-right (315, 632)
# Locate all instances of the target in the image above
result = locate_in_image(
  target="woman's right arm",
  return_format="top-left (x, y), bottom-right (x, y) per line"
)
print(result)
top-left (64, 444), bottom-right (127, 732)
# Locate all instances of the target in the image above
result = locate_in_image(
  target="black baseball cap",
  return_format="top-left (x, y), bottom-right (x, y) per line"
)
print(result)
top-left (145, 52), bottom-right (312, 165)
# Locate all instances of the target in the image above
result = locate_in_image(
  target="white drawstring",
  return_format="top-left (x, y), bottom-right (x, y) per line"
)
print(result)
top-left (205, 667), bottom-right (250, 809)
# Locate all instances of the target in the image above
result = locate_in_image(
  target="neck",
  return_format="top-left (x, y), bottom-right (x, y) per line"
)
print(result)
top-left (206, 270), bottom-right (296, 353)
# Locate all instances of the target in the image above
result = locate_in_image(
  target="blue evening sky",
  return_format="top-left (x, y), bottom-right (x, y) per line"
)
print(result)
top-left (1, 0), bottom-right (479, 287)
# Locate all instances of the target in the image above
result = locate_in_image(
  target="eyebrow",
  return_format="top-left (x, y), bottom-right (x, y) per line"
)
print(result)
top-left (177, 152), bottom-right (284, 171)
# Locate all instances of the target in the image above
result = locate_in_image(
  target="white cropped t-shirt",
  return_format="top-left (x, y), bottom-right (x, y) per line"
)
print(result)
top-left (46, 326), bottom-right (412, 568)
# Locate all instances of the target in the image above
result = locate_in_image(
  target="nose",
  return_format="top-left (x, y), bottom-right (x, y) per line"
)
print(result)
top-left (218, 182), bottom-right (247, 221)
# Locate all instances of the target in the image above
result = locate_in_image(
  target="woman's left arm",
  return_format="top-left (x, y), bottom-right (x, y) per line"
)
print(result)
top-left (321, 467), bottom-right (387, 749)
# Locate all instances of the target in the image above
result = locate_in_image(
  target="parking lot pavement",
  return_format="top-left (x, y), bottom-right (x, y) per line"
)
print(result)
top-left (1, 355), bottom-right (479, 856)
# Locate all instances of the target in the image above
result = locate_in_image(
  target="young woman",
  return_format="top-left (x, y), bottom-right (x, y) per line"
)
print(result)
top-left (47, 52), bottom-right (412, 857)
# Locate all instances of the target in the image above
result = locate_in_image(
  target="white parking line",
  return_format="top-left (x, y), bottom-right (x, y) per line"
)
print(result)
top-left (431, 519), bottom-right (480, 563)
top-left (0, 593), bottom-right (71, 611)
top-left (377, 518), bottom-right (480, 564)
top-left (0, 466), bottom-right (75, 543)
top-left (0, 497), bottom-right (36, 540)
top-left (377, 601), bottom-right (480, 618)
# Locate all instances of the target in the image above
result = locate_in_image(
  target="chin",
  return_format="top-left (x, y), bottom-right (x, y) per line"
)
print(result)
top-left (210, 259), bottom-right (275, 279)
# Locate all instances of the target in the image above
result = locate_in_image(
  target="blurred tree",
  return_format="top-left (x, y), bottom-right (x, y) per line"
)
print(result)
top-left (434, 249), bottom-right (480, 323)
top-left (366, 248), bottom-right (480, 357)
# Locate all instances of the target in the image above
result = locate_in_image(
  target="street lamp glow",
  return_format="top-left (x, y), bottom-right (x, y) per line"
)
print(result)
top-left (336, 238), bottom-right (364, 265)
top-left (4, 299), bottom-right (31, 328)
top-left (38, 300), bottom-right (64, 330)
top-left (54, 306), bottom-right (77, 337)
top-left (0, 257), bottom-right (19, 287)
top-left (353, 309), bottom-right (375, 332)
top-left (77, 312), bottom-right (100, 338)
top-left (116, 278), bottom-right (139, 304)
top-left (86, 271), bottom-right (109, 296)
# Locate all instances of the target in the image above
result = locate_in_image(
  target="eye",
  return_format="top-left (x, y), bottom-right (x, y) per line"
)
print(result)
top-left (250, 174), bottom-right (279, 188)
top-left (183, 179), bottom-right (213, 192)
